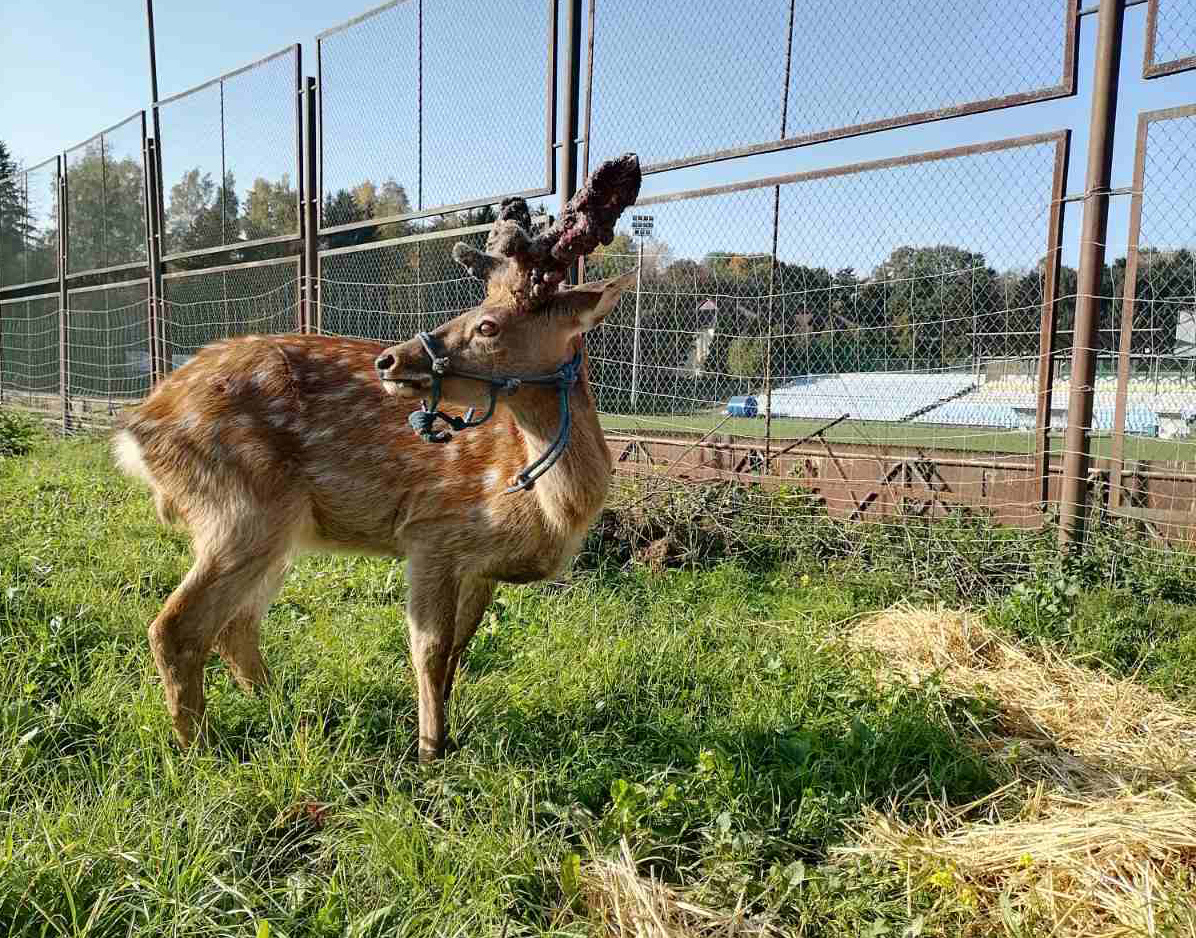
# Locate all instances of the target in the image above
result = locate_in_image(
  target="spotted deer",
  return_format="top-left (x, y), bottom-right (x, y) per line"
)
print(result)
top-left (114, 154), bottom-right (641, 760)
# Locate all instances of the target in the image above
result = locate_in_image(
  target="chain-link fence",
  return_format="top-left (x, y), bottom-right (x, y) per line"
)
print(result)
top-left (0, 0), bottom-right (1194, 547)
top-left (582, 0), bottom-right (1076, 175)
top-left (0, 157), bottom-right (59, 289)
top-left (64, 281), bottom-right (151, 430)
top-left (154, 46), bottom-right (300, 260)
top-left (319, 227), bottom-right (488, 342)
top-left (0, 293), bottom-right (59, 414)
top-left (1099, 102), bottom-right (1196, 539)
top-left (160, 258), bottom-right (301, 370)
top-left (1144, 0), bottom-right (1196, 77)
top-left (65, 113), bottom-right (148, 277)
top-left (584, 133), bottom-right (1069, 525)
top-left (316, 0), bottom-right (554, 233)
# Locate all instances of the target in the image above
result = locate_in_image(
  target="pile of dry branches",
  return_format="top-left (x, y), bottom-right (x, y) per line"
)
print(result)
top-left (583, 475), bottom-right (825, 570)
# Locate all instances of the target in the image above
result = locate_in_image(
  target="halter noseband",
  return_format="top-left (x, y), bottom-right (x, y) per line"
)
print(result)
top-left (405, 331), bottom-right (583, 494)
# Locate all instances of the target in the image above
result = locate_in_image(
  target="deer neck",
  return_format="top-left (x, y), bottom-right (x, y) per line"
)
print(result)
top-left (501, 373), bottom-right (611, 534)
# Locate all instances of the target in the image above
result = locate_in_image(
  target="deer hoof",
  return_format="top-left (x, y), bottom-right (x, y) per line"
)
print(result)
top-left (418, 745), bottom-right (445, 764)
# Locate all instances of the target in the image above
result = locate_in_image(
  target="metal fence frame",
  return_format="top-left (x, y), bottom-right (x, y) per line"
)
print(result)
top-left (159, 255), bottom-right (302, 370)
top-left (0, 291), bottom-right (60, 413)
top-left (1109, 101), bottom-right (1196, 509)
top-left (153, 44), bottom-right (303, 263)
top-left (314, 0), bottom-right (559, 237)
top-left (582, 0), bottom-right (1079, 177)
top-left (64, 277), bottom-right (151, 429)
top-left (160, 254), bottom-right (302, 286)
top-left (0, 155), bottom-right (61, 292)
top-left (316, 215), bottom-right (550, 337)
top-left (619, 130), bottom-right (1072, 498)
top-left (62, 111), bottom-right (149, 279)
top-left (1143, 0), bottom-right (1196, 77)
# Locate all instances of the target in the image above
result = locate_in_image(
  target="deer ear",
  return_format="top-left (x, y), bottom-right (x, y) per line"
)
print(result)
top-left (555, 270), bottom-right (637, 332)
top-left (452, 242), bottom-right (503, 282)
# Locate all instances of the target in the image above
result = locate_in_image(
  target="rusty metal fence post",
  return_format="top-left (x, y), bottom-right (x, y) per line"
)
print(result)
top-left (1108, 112), bottom-right (1150, 513)
top-left (1058, 0), bottom-right (1126, 550)
top-left (56, 156), bottom-right (68, 433)
top-left (1034, 133), bottom-right (1072, 506)
top-left (143, 133), bottom-right (162, 385)
top-left (145, 137), bottom-right (167, 382)
top-left (561, 0), bottom-right (583, 286)
top-left (303, 76), bottom-right (319, 334)
top-left (140, 117), bottom-right (154, 384)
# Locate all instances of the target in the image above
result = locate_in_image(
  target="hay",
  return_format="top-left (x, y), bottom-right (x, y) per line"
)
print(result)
top-left (842, 788), bottom-right (1196, 936)
top-left (844, 606), bottom-right (1196, 936)
top-left (849, 606), bottom-right (1196, 791)
top-left (581, 839), bottom-right (784, 938)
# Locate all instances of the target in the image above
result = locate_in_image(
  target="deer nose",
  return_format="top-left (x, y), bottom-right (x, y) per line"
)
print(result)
top-left (375, 352), bottom-right (395, 373)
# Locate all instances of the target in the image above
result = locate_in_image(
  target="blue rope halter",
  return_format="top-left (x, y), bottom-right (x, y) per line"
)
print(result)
top-left (406, 331), bottom-right (584, 494)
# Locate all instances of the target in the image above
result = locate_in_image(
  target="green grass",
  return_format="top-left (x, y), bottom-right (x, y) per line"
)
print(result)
top-left (2, 433), bottom-right (1195, 935)
top-left (600, 411), bottom-right (1196, 461)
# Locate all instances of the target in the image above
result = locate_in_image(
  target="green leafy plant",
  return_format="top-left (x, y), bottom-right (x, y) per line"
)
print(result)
top-left (1004, 569), bottom-right (1082, 634)
top-left (0, 408), bottom-right (39, 457)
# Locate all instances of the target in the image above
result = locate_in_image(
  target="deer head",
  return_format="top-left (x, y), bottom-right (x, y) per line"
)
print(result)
top-left (374, 153), bottom-right (641, 411)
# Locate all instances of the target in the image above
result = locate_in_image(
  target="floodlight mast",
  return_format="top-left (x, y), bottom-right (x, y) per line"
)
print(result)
top-left (630, 215), bottom-right (654, 410)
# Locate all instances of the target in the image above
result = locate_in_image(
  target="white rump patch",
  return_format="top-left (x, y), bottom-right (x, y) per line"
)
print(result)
top-left (113, 430), bottom-right (155, 487)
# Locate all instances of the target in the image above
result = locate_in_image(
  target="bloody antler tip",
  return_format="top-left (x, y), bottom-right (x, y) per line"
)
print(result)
top-left (454, 151), bottom-right (642, 301)
top-left (585, 153), bottom-right (642, 206)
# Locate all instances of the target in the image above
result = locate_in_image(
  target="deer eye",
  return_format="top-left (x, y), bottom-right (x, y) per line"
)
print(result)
top-left (477, 319), bottom-right (499, 338)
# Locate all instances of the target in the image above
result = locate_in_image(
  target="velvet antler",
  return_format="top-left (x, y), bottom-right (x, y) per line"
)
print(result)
top-left (452, 153), bottom-right (642, 304)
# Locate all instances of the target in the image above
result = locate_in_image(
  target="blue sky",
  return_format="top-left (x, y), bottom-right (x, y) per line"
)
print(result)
top-left (1, 0), bottom-right (1192, 273)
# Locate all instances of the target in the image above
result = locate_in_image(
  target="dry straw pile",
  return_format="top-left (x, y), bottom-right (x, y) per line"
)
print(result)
top-left (581, 839), bottom-right (785, 938)
top-left (843, 606), bottom-right (1196, 936)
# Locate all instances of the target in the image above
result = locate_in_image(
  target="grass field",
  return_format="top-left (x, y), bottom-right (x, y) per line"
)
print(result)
top-left (2, 429), bottom-right (1196, 935)
top-left (600, 412), bottom-right (1196, 462)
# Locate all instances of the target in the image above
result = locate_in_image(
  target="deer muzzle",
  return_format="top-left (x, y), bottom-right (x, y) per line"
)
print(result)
top-left (375, 341), bottom-right (433, 398)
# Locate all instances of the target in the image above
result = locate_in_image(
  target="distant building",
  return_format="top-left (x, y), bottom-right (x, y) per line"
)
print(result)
top-left (1175, 308), bottom-right (1195, 360)
top-left (685, 297), bottom-right (757, 375)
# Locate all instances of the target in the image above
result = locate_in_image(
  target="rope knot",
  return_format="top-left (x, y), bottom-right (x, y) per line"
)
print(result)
top-left (408, 406), bottom-right (453, 444)
top-left (401, 332), bottom-right (584, 490)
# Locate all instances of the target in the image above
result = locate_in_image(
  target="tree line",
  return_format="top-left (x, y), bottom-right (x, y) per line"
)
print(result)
top-left (0, 139), bottom-right (304, 279)
top-left (0, 137), bottom-right (504, 283)
top-left (582, 234), bottom-right (1195, 413)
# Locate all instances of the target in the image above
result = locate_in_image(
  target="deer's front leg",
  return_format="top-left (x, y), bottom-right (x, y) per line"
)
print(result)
top-left (444, 575), bottom-right (496, 708)
top-left (406, 559), bottom-right (458, 763)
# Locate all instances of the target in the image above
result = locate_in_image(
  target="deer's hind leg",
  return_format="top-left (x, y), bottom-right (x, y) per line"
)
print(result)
top-left (215, 556), bottom-right (291, 694)
top-left (149, 511), bottom-right (298, 747)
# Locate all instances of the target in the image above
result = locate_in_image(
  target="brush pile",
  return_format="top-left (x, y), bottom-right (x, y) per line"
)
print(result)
top-left (582, 475), bottom-right (826, 570)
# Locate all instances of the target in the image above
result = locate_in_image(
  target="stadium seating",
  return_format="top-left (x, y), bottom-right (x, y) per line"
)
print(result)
top-left (723, 371), bottom-right (1196, 439)
top-left (766, 373), bottom-right (977, 422)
